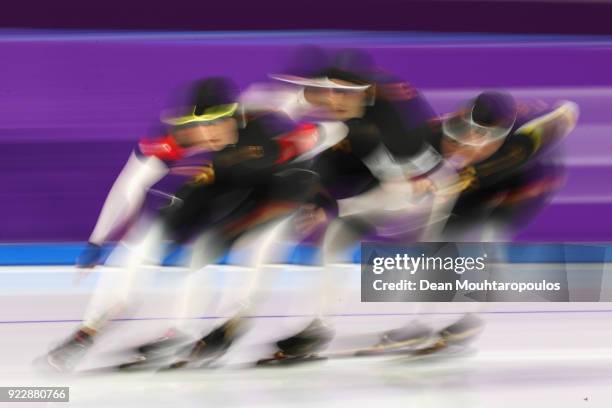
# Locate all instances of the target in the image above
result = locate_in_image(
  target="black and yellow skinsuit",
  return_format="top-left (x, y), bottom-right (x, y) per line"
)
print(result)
top-left (425, 100), bottom-right (578, 238)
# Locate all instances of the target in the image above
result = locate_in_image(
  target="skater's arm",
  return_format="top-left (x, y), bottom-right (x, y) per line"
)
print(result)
top-left (469, 102), bottom-right (578, 189)
top-left (88, 152), bottom-right (169, 246)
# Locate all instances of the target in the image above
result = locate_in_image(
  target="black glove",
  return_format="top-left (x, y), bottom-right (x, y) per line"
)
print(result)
top-left (76, 243), bottom-right (103, 269)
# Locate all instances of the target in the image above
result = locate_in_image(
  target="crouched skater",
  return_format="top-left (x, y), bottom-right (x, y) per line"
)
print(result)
top-left (252, 50), bottom-right (463, 364)
top-left (360, 92), bottom-right (579, 356)
top-left (45, 77), bottom-right (324, 371)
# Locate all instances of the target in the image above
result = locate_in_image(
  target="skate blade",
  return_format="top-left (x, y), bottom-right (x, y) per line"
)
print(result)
top-left (135, 338), bottom-right (192, 358)
top-left (256, 355), bottom-right (327, 367)
top-left (75, 353), bottom-right (177, 374)
top-left (158, 360), bottom-right (189, 372)
top-left (354, 347), bottom-right (419, 357)
top-left (351, 335), bottom-right (434, 358)
top-left (32, 354), bottom-right (74, 374)
top-left (395, 345), bottom-right (477, 363)
top-left (116, 355), bottom-right (170, 372)
top-left (158, 353), bottom-right (225, 372)
top-left (74, 357), bottom-right (167, 374)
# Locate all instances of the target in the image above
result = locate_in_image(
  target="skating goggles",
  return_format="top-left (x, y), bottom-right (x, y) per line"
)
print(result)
top-left (442, 108), bottom-right (515, 147)
top-left (161, 103), bottom-right (239, 127)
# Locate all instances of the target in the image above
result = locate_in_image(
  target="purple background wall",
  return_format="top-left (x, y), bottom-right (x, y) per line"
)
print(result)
top-left (3, 0), bottom-right (612, 34)
top-left (1, 32), bottom-right (611, 242)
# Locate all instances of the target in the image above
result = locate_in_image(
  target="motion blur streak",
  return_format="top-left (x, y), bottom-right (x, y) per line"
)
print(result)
top-left (1, 28), bottom-right (611, 408)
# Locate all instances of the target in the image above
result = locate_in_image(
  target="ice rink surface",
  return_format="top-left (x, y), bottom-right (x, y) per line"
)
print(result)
top-left (1, 30), bottom-right (611, 407)
top-left (2, 265), bottom-right (612, 407)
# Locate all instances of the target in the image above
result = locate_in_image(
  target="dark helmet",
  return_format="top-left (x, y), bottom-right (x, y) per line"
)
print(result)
top-left (162, 77), bottom-right (240, 126)
top-left (269, 45), bottom-right (331, 87)
top-left (320, 48), bottom-right (377, 86)
top-left (472, 91), bottom-right (517, 129)
top-left (443, 91), bottom-right (517, 146)
top-left (282, 45), bottom-right (332, 78)
top-left (270, 47), bottom-right (373, 91)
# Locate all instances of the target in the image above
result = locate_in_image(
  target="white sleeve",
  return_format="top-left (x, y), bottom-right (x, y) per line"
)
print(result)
top-left (89, 152), bottom-right (169, 245)
top-left (337, 181), bottom-right (414, 217)
top-left (362, 144), bottom-right (441, 181)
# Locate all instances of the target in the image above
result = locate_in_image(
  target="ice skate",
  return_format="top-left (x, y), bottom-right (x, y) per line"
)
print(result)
top-left (164, 318), bottom-right (243, 370)
top-left (257, 319), bottom-right (334, 366)
top-left (46, 330), bottom-right (94, 372)
top-left (117, 329), bottom-right (192, 371)
top-left (355, 321), bottom-right (433, 356)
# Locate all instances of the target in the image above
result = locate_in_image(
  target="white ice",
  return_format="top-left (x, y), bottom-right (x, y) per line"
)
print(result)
top-left (1, 265), bottom-right (612, 408)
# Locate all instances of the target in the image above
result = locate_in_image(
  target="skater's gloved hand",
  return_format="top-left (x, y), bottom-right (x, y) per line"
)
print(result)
top-left (435, 167), bottom-right (478, 199)
top-left (295, 204), bottom-right (328, 236)
top-left (410, 177), bottom-right (437, 199)
top-left (76, 243), bottom-right (103, 269)
top-left (454, 166), bottom-right (478, 193)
